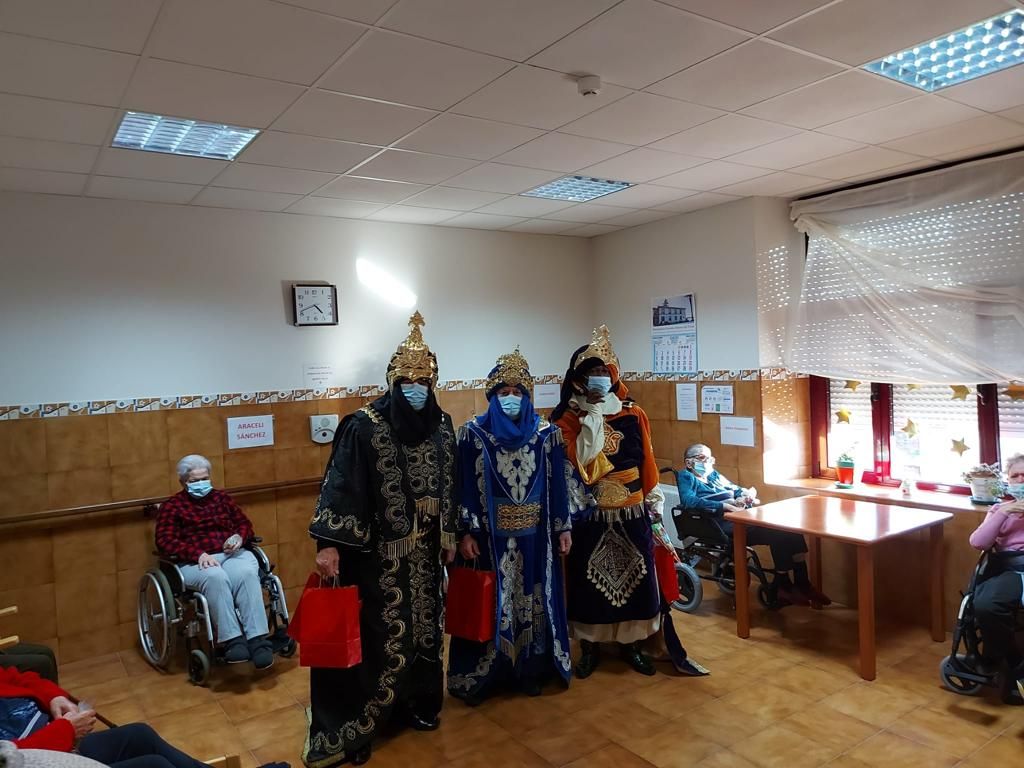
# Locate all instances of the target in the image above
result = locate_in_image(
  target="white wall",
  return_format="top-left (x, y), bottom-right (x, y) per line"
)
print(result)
top-left (0, 192), bottom-right (593, 404)
top-left (590, 198), bottom-right (761, 372)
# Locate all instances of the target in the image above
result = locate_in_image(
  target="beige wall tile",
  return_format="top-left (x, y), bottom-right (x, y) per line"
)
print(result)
top-left (276, 489), bottom-right (317, 543)
top-left (57, 625), bottom-right (120, 664)
top-left (108, 411), bottom-right (168, 467)
top-left (641, 382), bottom-right (673, 421)
top-left (0, 529), bottom-right (54, 588)
top-left (272, 401), bottom-right (319, 449)
top-left (0, 472), bottom-right (49, 519)
top-left (45, 415), bottom-right (110, 472)
top-left (0, 419), bottom-right (47, 478)
top-left (56, 572), bottom-right (118, 635)
top-left (223, 448), bottom-right (277, 486)
top-left (242, 491), bottom-right (278, 544)
top-left (47, 467), bottom-right (112, 507)
top-left (0, 583), bottom-right (57, 639)
top-left (111, 460), bottom-right (173, 500)
top-left (114, 517), bottom-right (157, 572)
top-left (166, 409), bottom-right (225, 463)
top-left (273, 446), bottom-right (321, 482)
top-left (276, 539), bottom-right (315, 590)
top-left (116, 568), bottom-right (146, 625)
top-left (54, 522), bottom-right (117, 579)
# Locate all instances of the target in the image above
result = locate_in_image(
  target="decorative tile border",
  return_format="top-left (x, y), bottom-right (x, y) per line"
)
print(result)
top-left (0, 368), bottom-right (789, 420)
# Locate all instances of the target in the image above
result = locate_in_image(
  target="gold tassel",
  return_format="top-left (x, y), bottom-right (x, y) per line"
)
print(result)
top-left (416, 496), bottom-right (439, 517)
top-left (441, 530), bottom-right (458, 550)
top-left (499, 627), bottom-right (534, 665)
top-left (591, 505), bottom-right (646, 524)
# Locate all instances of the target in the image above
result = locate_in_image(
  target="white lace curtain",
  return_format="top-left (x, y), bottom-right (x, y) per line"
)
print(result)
top-left (781, 151), bottom-right (1024, 384)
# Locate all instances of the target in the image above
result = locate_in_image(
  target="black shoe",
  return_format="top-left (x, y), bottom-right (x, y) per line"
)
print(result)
top-left (257, 763), bottom-right (290, 768)
top-left (248, 637), bottom-right (274, 670)
top-left (461, 691), bottom-right (483, 707)
top-left (351, 744), bottom-right (371, 765)
top-left (575, 641), bottom-right (601, 679)
top-left (620, 643), bottom-right (656, 676)
top-left (522, 677), bottom-right (542, 697)
top-left (408, 713), bottom-right (439, 731)
top-left (224, 637), bottom-right (251, 664)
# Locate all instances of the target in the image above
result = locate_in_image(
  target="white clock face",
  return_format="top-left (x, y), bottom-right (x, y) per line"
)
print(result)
top-left (295, 286), bottom-right (336, 325)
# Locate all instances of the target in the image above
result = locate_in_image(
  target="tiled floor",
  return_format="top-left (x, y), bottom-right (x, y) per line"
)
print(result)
top-left (62, 593), bottom-right (1023, 768)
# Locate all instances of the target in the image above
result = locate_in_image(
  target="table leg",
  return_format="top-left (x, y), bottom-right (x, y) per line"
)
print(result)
top-left (734, 522), bottom-right (750, 639)
top-left (856, 545), bottom-right (876, 681)
top-left (808, 535), bottom-right (822, 589)
top-left (929, 524), bottom-right (945, 642)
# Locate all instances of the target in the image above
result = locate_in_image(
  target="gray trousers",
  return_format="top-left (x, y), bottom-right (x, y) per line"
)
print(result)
top-left (179, 550), bottom-right (269, 644)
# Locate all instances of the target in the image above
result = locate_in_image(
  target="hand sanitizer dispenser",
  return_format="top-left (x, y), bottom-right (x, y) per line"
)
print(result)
top-left (310, 414), bottom-right (340, 444)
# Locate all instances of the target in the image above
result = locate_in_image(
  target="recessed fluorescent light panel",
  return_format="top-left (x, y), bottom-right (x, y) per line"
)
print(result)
top-left (521, 175), bottom-right (632, 202)
top-left (112, 111), bottom-right (259, 160)
top-left (863, 10), bottom-right (1024, 91)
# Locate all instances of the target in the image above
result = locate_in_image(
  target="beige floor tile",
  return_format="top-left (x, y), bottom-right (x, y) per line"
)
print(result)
top-left (135, 671), bottom-right (217, 719)
top-left (885, 704), bottom-right (996, 758)
top-left (612, 721), bottom-right (725, 767)
top-left (147, 702), bottom-right (247, 762)
top-left (685, 698), bottom-right (776, 747)
top-left (562, 743), bottom-right (657, 768)
top-left (235, 703), bottom-right (309, 751)
top-left (694, 750), bottom-right (760, 767)
top-left (959, 734), bottom-right (1024, 764)
top-left (767, 663), bottom-right (856, 701)
top-left (521, 713), bottom-right (610, 766)
top-left (779, 702), bottom-right (877, 753)
top-left (717, 683), bottom-right (817, 725)
top-left (630, 676), bottom-right (716, 716)
top-left (819, 681), bottom-right (926, 728)
top-left (432, 709), bottom-right (512, 760)
top-left (844, 731), bottom-right (958, 768)
top-left (730, 723), bottom-right (840, 768)
top-left (59, 653), bottom-right (127, 689)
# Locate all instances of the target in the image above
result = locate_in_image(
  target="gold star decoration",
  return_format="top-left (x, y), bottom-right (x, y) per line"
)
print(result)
top-left (835, 408), bottom-right (851, 424)
top-left (843, 380), bottom-right (861, 391)
top-left (951, 437), bottom-right (970, 456)
top-left (1004, 383), bottom-right (1024, 402)
top-left (906, 383), bottom-right (920, 391)
top-left (950, 385), bottom-right (971, 400)
top-left (901, 419), bottom-right (918, 438)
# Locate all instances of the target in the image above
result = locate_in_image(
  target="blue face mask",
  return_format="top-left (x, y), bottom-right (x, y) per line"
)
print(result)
top-left (587, 376), bottom-right (612, 396)
top-left (498, 394), bottom-right (522, 419)
top-left (1009, 483), bottom-right (1024, 501)
top-left (187, 479), bottom-right (213, 498)
top-left (691, 462), bottom-right (707, 476)
top-left (401, 382), bottom-right (429, 411)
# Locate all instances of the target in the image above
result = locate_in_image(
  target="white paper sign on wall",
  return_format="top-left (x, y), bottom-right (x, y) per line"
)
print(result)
top-left (701, 384), bottom-right (734, 414)
top-left (720, 416), bottom-right (756, 447)
top-left (227, 415), bottom-right (274, 449)
top-left (533, 383), bottom-right (561, 409)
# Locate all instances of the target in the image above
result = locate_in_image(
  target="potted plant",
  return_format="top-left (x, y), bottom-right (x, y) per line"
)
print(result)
top-left (836, 449), bottom-right (856, 488)
top-left (963, 463), bottom-right (1005, 503)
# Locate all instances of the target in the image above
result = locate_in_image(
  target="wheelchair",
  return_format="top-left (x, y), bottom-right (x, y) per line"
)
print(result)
top-left (136, 538), bottom-right (296, 685)
top-left (939, 549), bottom-right (1024, 697)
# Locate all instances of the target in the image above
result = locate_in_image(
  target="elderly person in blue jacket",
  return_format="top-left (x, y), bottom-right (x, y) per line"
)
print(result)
top-left (676, 443), bottom-right (830, 608)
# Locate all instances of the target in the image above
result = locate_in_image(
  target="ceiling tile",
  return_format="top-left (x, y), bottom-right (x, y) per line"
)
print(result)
top-left (768, 0), bottom-right (1010, 66)
top-left (211, 163), bottom-right (338, 194)
top-left (595, 184), bottom-right (691, 208)
top-left (350, 149), bottom-right (477, 184)
top-left (285, 197), bottom-right (387, 217)
top-left (320, 31), bottom-right (512, 111)
top-left (883, 115), bottom-right (1024, 157)
top-left (651, 114), bottom-right (800, 159)
top-left (452, 66), bottom-right (630, 131)
top-left (654, 191), bottom-right (739, 212)
top-left (741, 71), bottom-right (916, 129)
top-left (275, 0), bottom-right (398, 24)
top-left (646, 40), bottom-right (843, 111)
top-left (933, 135), bottom-right (1024, 161)
top-left (441, 212), bottom-right (526, 229)
top-left (659, 0), bottom-right (832, 33)
top-left (149, 0), bottom-right (363, 85)
top-left (560, 93), bottom-right (723, 146)
top-left (655, 160), bottom-right (770, 190)
top-left (941, 65), bottom-right (1024, 113)
top-left (541, 202), bottom-right (629, 223)
top-left (0, 32), bottom-right (137, 107)
top-left (715, 170), bottom-right (829, 196)
top-left (317, 175), bottom-right (427, 203)
top-left (475, 196), bottom-right (574, 217)
top-left (578, 148), bottom-right (706, 183)
top-left (0, 94), bottom-right (116, 145)
top-left (0, 167), bottom-right (86, 194)
top-left (380, 0), bottom-right (619, 61)
top-left (817, 96), bottom-right (984, 144)
top-left (493, 133), bottom-right (631, 172)
top-left (368, 205), bottom-right (460, 224)
top-left (239, 132), bottom-right (379, 173)
top-left (726, 132), bottom-right (864, 170)
top-left (124, 59), bottom-right (305, 128)
top-left (601, 208), bottom-right (677, 227)
top-left (94, 148), bottom-right (228, 184)
top-left (192, 187), bottom-right (302, 211)
top-left (529, 0), bottom-right (749, 89)
top-left (397, 115), bottom-right (543, 161)
top-left (0, 136), bottom-right (98, 174)
top-left (402, 186), bottom-right (506, 211)
top-left (442, 162), bottom-right (560, 194)
top-left (1001, 106), bottom-right (1024, 125)
top-left (503, 219), bottom-right (581, 234)
top-left (789, 146), bottom-right (927, 180)
top-left (841, 159), bottom-right (935, 183)
top-left (563, 223), bottom-right (621, 237)
top-left (0, 0), bottom-right (161, 53)
top-left (86, 176), bottom-right (201, 204)
top-left (272, 90), bottom-right (435, 143)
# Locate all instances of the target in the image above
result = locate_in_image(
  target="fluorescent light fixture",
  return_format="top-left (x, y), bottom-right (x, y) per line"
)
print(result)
top-left (863, 10), bottom-right (1024, 91)
top-left (356, 258), bottom-right (417, 309)
top-left (112, 111), bottom-right (259, 160)
top-left (521, 175), bottom-right (632, 202)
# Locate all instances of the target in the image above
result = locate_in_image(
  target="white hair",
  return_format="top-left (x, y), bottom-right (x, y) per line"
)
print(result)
top-left (1007, 453), bottom-right (1024, 472)
top-left (684, 443), bottom-right (709, 459)
top-left (176, 454), bottom-right (212, 482)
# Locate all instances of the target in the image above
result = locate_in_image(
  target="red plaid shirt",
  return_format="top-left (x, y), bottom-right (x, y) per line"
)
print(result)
top-left (155, 489), bottom-right (254, 562)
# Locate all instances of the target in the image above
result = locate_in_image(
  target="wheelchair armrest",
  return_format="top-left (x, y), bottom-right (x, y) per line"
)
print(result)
top-left (246, 536), bottom-right (264, 547)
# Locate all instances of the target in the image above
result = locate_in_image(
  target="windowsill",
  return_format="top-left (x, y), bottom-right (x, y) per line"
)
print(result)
top-left (769, 477), bottom-right (993, 515)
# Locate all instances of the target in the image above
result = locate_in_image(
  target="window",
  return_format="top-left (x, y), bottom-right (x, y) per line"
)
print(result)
top-left (890, 384), bottom-right (980, 482)
top-left (826, 379), bottom-right (874, 471)
top-left (999, 385), bottom-right (1024, 460)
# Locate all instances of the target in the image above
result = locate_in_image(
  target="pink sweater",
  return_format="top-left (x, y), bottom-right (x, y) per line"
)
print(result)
top-left (969, 502), bottom-right (1024, 551)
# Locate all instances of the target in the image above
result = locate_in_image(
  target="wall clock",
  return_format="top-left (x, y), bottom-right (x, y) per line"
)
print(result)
top-left (292, 284), bottom-right (338, 326)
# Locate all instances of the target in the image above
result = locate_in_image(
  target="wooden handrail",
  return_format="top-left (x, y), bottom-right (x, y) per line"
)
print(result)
top-left (0, 476), bottom-right (322, 528)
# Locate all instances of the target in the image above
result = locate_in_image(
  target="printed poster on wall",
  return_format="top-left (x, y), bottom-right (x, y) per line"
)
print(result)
top-left (701, 385), bottom-right (734, 414)
top-left (651, 293), bottom-right (697, 374)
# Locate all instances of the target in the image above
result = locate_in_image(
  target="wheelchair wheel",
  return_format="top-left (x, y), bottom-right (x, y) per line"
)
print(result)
top-left (939, 655), bottom-right (983, 696)
top-left (712, 562), bottom-right (736, 595)
top-left (279, 638), bottom-right (297, 658)
top-left (138, 570), bottom-right (176, 668)
top-left (757, 584), bottom-right (779, 610)
top-left (671, 562), bottom-right (703, 613)
top-left (188, 649), bottom-right (211, 686)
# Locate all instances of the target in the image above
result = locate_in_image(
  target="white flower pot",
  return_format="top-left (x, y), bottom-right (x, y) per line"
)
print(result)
top-left (969, 476), bottom-right (1000, 501)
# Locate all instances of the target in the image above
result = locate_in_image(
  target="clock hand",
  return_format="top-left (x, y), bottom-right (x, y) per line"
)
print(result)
top-left (312, 304), bottom-right (323, 314)
top-left (299, 305), bottom-right (315, 315)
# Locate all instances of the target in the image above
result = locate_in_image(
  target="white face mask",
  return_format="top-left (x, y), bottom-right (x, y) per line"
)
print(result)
top-left (1008, 482), bottom-right (1024, 501)
top-left (498, 394), bottom-right (522, 419)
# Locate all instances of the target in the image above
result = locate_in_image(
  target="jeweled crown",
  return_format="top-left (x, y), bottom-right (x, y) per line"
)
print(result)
top-left (573, 324), bottom-right (619, 370)
top-left (386, 311), bottom-right (438, 387)
top-left (485, 346), bottom-right (533, 394)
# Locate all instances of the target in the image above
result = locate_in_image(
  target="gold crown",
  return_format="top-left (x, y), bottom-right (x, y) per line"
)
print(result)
top-left (386, 311), bottom-right (438, 388)
top-left (573, 324), bottom-right (619, 370)
top-left (485, 346), bottom-right (533, 394)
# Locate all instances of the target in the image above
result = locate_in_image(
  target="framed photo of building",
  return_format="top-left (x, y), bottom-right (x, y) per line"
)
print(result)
top-left (651, 293), bottom-right (697, 374)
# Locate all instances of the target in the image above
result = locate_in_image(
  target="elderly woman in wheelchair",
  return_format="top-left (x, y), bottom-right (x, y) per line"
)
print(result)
top-left (138, 455), bottom-right (293, 683)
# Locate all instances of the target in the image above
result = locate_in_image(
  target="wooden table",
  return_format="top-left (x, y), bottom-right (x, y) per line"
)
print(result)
top-left (725, 495), bottom-right (952, 681)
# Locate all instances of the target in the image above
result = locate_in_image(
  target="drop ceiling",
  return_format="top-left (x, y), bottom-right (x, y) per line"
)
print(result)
top-left (1, 0), bottom-right (1023, 237)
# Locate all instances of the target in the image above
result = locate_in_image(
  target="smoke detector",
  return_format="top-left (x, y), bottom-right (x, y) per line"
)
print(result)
top-left (577, 75), bottom-right (602, 97)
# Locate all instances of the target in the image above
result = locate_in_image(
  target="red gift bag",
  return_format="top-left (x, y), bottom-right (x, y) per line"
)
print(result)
top-left (445, 565), bottom-right (496, 642)
top-left (653, 544), bottom-right (681, 603)
top-left (288, 573), bottom-right (362, 668)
